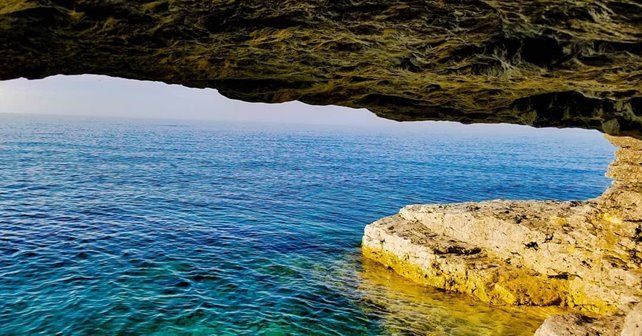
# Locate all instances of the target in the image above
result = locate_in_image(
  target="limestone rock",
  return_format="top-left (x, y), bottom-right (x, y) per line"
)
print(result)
top-left (363, 214), bottom-right (570, 307)
top-left (364, 199), bottom-right (642, 313)
top-left (363, 135), bottom-right (642, 332)
top-left (0, 1), bottom-right (641, 137)
top-left (534, 303), bottom-right (642, 336)
top-left (534, 314), bottom-right (623, 336)
top-left (622, 303), bottom-right (642, 336)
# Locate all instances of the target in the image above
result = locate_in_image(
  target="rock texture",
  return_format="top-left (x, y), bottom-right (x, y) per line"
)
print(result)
top-left (0, 1), bottom-right (641, 137)
top-left (363, 135), bottom-right (642, 332)
top-left (363, 200), bottom-right (641, 314)
top-left (534, 303), bottom-right (641, 336)
top-left (622, 303), bottom-right (642, 335)
top-left (533, 313), bottom-right (625, 336)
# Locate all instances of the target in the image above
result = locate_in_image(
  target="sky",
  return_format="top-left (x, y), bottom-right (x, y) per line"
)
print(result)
top-left (0, 74), bottom-right (389, 126)
top-left (0, 74), bottom-right (607, 138)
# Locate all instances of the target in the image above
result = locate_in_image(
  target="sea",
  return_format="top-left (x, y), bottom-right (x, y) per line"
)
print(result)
top-left (0, 114), bottom-right (614, 335)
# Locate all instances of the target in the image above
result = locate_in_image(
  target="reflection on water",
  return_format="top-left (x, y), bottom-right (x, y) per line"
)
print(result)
top-left (353, 256), bottom-right (561, 335)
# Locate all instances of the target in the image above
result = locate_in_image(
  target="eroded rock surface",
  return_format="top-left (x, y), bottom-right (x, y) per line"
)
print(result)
top-left (0, 0), bottom-right (641, 137)
top-left (533, 313), bottom-right (624, 336)
top-left (622, 303), bottom-right (642, 336)
top-left (534, 303), bottom-right (641, 336)
top-left (363, 135), bottom-right (642, 332)
top-left (364, 200), bottom-right (641, 313)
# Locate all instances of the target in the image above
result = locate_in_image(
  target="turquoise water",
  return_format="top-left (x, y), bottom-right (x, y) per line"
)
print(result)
top-left (0, 114), bottom-right (614, 335)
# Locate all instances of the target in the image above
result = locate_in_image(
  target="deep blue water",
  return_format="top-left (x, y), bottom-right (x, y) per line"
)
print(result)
top-left (0, 114), bottom-right (614, 335)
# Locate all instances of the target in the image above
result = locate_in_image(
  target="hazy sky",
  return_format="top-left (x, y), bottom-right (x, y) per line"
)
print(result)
top-left (0, 74), bottom-right (391, 125)
top-left (0, 74), bottom-right (606, 139)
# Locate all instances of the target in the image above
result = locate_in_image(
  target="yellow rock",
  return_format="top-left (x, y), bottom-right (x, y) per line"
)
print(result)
top-left (363, 135), bottom-right (642, 331)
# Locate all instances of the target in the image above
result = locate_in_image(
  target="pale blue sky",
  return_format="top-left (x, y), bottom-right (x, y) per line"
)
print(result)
top-left (0, 74), bottom-right (607, 138)
top-left (0, 74), bottom-right (389, 125)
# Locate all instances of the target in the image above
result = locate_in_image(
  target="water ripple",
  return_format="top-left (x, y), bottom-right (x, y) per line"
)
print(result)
top-left (0, 114), bottom-right (613, 335)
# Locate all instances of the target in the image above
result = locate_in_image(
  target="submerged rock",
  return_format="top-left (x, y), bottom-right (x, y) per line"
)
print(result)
top-left (0, 1), bottom-right (640, 137)
top-left (357, 256), bottom-right (560, 335)
top-left (363, 135), bottom-right (642, 332)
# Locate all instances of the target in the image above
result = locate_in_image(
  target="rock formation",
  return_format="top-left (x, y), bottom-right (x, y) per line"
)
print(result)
top-left (363, 135), bottom-right (642, 334)
top-left (1, 0), bottom-right (641, 334)
top-left (533, 303), bottom-right (641, 335)
top-left (0, 0), bottom-right (640, 138)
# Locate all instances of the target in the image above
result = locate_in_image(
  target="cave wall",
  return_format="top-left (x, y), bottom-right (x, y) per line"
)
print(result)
top-left (0, 0), bottom-right (640, 137)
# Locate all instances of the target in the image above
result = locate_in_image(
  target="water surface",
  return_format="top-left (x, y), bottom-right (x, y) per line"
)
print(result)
top-left (0, 114), bottom-right (613, 335)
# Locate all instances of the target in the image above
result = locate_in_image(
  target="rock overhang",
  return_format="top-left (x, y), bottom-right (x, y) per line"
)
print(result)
top-left (0, 0), bottom-right (640, 137)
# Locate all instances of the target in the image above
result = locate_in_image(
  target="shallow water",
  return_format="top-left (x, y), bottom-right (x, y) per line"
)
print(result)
top-left (0, 114), bottom-right (614, 335)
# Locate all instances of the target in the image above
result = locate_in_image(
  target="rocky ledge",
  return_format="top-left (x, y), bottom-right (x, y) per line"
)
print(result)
top-left (363, 135), bottom-right (642, 334)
